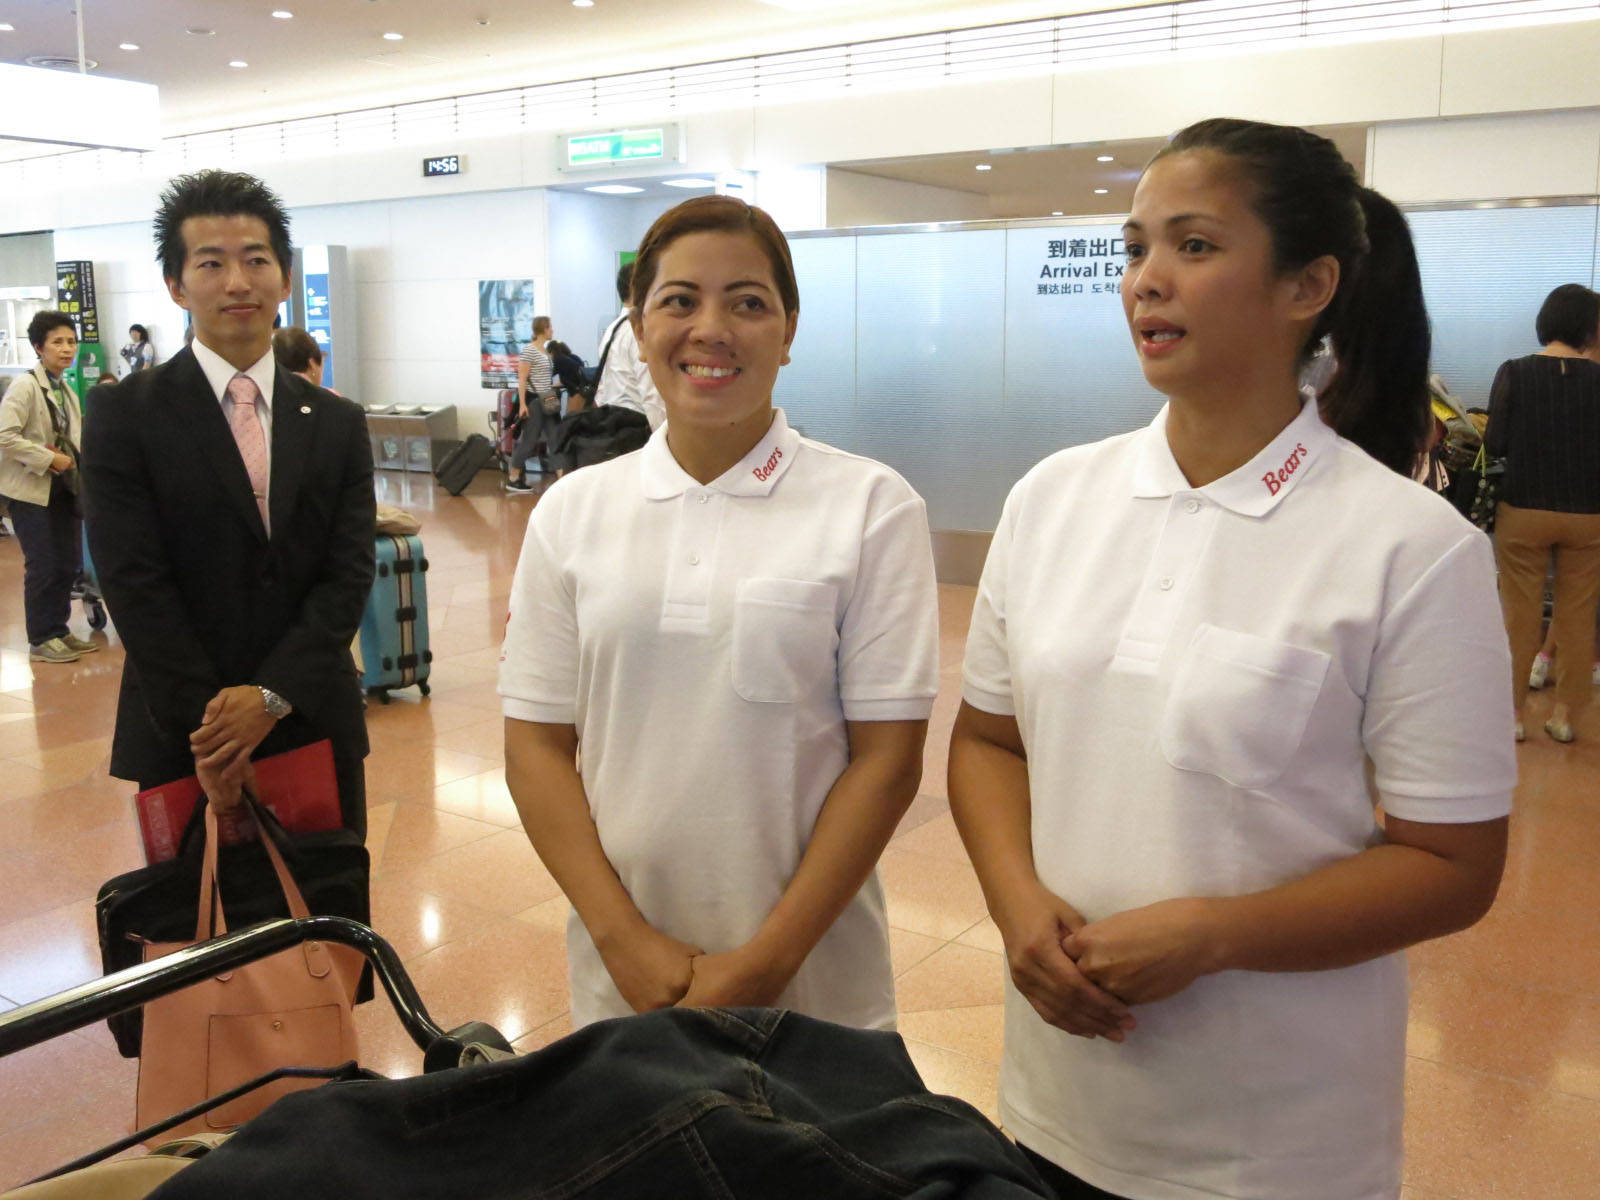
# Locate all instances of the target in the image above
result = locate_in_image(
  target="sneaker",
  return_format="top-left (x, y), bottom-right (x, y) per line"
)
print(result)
top-left (1544, 718), bottom-right (1575, 744)
top-left (29, 637), bottom-right (80, 664)
top-left (504, 477), bottom-right (534, 493)
top-left (1529, 652), bottom-right (1551, 689)
top-left (62, 634), bottom-right (101, 654)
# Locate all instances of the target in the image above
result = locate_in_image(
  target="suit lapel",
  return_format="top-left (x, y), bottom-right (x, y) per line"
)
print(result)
top-left (268, 369), bottom-right (316, 542)
top-left (165, 348), bottom-right (269, 545)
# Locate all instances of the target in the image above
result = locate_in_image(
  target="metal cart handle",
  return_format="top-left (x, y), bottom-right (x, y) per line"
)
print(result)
top-left (0, 915), bottom-right (448, 1058)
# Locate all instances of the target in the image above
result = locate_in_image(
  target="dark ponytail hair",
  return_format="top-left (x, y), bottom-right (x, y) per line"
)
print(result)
top-left (1154, 119), bottom-right (1431, 475)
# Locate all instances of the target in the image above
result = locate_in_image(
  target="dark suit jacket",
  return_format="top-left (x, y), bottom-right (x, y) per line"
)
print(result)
top-left (82, 347), bottom-right (376, 789)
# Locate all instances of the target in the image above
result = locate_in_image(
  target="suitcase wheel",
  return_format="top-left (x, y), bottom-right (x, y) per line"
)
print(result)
top-left (87, 599), bottom-right (107, 630)
top-left (368, 687), bottom-right (391, 705)
top-left (419, 682), bottom-right (431, 696)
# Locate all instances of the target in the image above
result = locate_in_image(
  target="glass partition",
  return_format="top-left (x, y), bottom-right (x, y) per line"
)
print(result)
top-left (776, 202), bottom-right (1600, 532)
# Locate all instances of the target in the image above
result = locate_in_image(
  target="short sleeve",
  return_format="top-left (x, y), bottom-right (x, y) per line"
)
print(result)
top-left (837, 495), bottom-right (939, 722)
top-left (499, 505), bottom-right (581, 725)
top-left (959, 486), bottom-right (1019, 716)
top-left (1363, 531), bottom-right (1516, 822)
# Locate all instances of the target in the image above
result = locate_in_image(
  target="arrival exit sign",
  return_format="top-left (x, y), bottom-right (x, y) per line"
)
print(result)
top-left (566, 128), bottom-right (666, 168)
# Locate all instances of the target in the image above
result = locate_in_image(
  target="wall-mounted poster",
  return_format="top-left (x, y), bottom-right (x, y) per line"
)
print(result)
top-left (479, 278), bottom-right (538, 389)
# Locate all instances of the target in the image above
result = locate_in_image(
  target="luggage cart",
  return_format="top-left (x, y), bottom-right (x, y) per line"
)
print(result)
top-left (0, 916), bottom-right (511, 1189)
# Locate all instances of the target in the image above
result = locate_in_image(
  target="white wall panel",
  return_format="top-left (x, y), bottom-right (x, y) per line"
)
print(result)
top-left (754, 75), bottom-right (1055, 166)
top-left (1051, 35), bottom-right (1443, 145)
top-left (1370, 112), bottom-right (1600, 204)
top-left (1441, 22), bottom-right (1600, 117)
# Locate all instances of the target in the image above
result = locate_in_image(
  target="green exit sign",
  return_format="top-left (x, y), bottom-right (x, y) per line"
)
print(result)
top-left (566, 128), bottom-right (666, 168)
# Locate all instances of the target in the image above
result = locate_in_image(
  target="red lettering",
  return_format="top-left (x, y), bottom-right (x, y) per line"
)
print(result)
top-left (1263, 442), bottom-right (1312, 497)
top-left (752, 446), bottom-right (784, 482)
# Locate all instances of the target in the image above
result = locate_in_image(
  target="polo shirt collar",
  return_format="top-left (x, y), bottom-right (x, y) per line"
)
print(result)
top-left (640, 408), bottom-right (800, 500)
top-left (1131, 399), bottom-right (1334, 517)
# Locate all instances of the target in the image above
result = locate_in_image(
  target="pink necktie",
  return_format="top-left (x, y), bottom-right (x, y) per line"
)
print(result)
top-left (226, 373), bottom-right (270, 533)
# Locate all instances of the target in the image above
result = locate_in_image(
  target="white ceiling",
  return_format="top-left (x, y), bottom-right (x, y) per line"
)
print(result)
top-left (0, 0), bottom-right (1142, 135)
top-left (833, 124), bottom-right (1371, 219)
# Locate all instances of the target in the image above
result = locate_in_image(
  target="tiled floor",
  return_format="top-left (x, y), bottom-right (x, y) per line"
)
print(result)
top-left (1, 469), bottom-right (1598, 1196)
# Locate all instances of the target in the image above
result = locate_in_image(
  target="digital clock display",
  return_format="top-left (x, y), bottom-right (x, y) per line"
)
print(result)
top-left (422, 155), bottom-right (462, 178)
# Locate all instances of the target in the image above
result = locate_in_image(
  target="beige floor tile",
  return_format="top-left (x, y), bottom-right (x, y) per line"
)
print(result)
top-left (363, 744), bottom-right (499, 804)
top-left (895, 942), bottom-right (1006, 1013)
top-left (955, 916), bottom-right (1005, 954)
top-left (390, 828), bottom-right (563, 916)
top-left (395, 917), bottom-right (570, 1046)
top-left (371, 800), bottom-right (505, 874)
top-left (423, 768), bottom-right (523, 828)
top-left (512, 1011), bottom-right (575, 1054)
top-left (1403, 1057), bottom-right (1600, 1199)
top-left (877, 846), bottom-right (991, 941)
top-left (890, 812), bottom-right (972, 865)
top-left (889, 926), bottom-right (944, 978)
top-left (367, 877), bottom-right (501, 961)
top-left (902, 1038), bottom-right (1000, 1124)
top-left (512, 894), bottom-right (573, 936)
top-left (1408, 964), bottom-right (1600, 1102)
top-left (898, 1004), bottom-right (1005, 1065)
top-left (430, 716), bottom-right (508, 763)
top-left (0, 900), bottom-right (102, 1006)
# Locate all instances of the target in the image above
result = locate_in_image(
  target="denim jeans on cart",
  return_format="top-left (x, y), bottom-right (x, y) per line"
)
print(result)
top-left (147, 1007), bottom-right (1053, 1199)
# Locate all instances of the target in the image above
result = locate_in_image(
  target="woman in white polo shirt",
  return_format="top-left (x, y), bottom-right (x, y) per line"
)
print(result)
top-left (500, 195), bottom-right (939, 1030)
top-left (950, 119), bottom-right (1515, 1200)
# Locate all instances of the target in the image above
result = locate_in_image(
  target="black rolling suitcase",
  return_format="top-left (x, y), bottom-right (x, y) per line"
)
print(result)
top-left (435, 433), bottom-right (496, 496)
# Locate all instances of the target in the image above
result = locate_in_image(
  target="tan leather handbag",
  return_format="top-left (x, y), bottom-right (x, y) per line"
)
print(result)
top-left (135, 803), bottom-right (361, 1140)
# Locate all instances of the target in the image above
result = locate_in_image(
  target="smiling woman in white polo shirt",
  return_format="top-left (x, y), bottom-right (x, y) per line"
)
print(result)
top-left (949, 119), bottom-right (1515, 1200)
top-left (500, 195), bottom-right (939, 1029)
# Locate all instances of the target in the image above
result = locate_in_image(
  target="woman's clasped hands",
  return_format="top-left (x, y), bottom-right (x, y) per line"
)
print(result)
top-left (997, 881), bottom-right (1227, 1042)
top-left (597, 921), bottom-right (794, 1014)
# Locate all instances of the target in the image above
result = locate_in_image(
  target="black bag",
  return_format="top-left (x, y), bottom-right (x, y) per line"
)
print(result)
top-left (1446, 444), bottom-right (1504, 532)
top-left (96, 801), bottom-right (371, 1058)
top-left (434, 433), bottom-right (497, 496)
top-left (547, 407), bottom-right (650, 474)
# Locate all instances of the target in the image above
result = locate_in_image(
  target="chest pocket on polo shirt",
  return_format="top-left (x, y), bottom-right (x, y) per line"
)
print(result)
top-left (1160, 624), bottom-right (1331, 790)
top-left (732, 578), bottom-right (839, 704)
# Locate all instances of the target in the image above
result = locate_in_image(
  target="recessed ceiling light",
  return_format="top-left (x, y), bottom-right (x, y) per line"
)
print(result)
top-left (272, 10), bottom-right (294, 18)
top-left (1052, 211), bottom-right (1064, 216)
top-left (585, 184), bottom-right (644, 195)
top-left (0, 23), bottom-right (14, 32)
top-left (1096, 155), bottom-right (1114, 163)
top-left (573, 0), bottom-right (595, 7)
top-left (229, 60), bottom-right (249, 68)
top-left (1093, 188), bottom-right (1109, 195)
top-left (975, 163), bottom-right (992, 172)
top-left (382, 31), bottom-right (404, 40)
top-left (662, 178), bottom-right (715, 189)
top-left (119, 42), bottom-right (139, 51)
top-left (186, 26), bottom-right (215, 36)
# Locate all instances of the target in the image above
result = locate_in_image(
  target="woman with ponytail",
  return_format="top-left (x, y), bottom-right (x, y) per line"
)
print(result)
top-left (949, 119), bottom-right (1514, 1199)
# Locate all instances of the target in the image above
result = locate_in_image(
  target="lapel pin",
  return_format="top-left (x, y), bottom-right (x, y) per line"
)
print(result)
top-left (300, 405), bottom-right (311, 414)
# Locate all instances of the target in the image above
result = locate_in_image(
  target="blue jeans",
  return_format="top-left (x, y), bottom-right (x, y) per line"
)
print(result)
top-left (8, 477), bottom-right (81, 645)
top-left (148, 1007), bottom-right (1052, 1198)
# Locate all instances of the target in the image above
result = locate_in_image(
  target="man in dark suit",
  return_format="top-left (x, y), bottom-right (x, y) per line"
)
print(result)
top-left (83, 170), bottom-right (375, 835)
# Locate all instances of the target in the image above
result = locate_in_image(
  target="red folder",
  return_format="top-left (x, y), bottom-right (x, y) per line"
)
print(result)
top-left (135, 740), bottom-right (344, 864)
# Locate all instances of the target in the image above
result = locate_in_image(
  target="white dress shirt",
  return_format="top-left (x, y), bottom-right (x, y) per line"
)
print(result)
top-left (191, 338), bottom-right (276, 509)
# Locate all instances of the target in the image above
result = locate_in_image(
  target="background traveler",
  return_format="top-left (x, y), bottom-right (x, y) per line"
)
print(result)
top-left (0, 310), bottom-right (95, 663)
top-left (594, 262), bottom-right (666, 432)
top-left (1485, 282), bottom-right (1600, 744)
top-left (271, 325), bottom-right (328, 389)
top-left (508, 315), bottom-right (559, 491)
top-left (949, 118), bottom-right (1514, 1200)
top-left (501, 195), bottom-right (939, 1030)
top-left (120, 323), bottom-right (156, 375)
top-left (83, 169), bottom-right (376, 832)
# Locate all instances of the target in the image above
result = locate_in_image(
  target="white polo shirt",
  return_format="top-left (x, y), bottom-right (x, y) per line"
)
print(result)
top-left (963, 400), bottom-right (1515, 1200)
top-left (501, 408), bottom-right (939, 1030)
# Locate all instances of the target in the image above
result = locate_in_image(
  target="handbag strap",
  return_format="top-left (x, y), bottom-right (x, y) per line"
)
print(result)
top-left (194, 795), bottom-right (315, 941)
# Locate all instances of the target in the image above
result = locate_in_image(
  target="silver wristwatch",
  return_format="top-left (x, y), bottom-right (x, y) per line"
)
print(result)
top-left (258, 686), bottom-right (293, 719)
